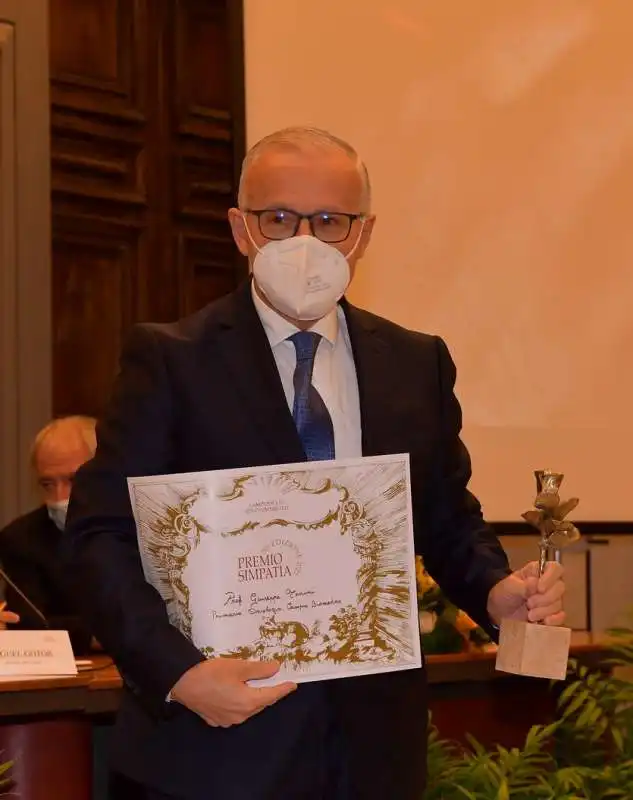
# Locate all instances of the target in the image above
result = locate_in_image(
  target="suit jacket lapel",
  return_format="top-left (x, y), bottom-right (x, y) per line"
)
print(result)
top-left (343, 302), bottom-right (397, 458)
top-left (210, 281), bottom-right (306, 465)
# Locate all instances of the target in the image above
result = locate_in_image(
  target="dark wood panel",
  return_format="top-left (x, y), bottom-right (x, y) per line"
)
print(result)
top-left (49, 0), bottom-right (146, 119)
top-left (177, 232), bottom-right (240, 316)
top-left (169, 0), bottom-right (246, 324)
top-left (0, 718), bottom-right (92, 800)
top-left (174, 1), bottom-right (231, 125)
top-left (49, 0), bottom-right (246, 416)
top-left (51, 119), bottom-right (146, 205)
top-left (52, 223), bottom-right (141, 416)
top-left (174, 136), bottom-right (234, 220)
top-left (50, 0), bottom-right (120, 79)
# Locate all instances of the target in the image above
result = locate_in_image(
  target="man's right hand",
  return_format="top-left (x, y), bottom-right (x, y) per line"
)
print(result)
top-left (0, 609), bottom-right (20, 629)
top-left (170, 658), bottom-right (297, 728)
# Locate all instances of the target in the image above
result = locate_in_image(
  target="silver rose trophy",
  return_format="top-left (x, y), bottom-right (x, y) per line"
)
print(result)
top-left (495, 470), bottom-right (579, 680)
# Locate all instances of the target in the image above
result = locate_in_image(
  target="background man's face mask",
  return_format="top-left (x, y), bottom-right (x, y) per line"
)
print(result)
top-left (47, 498), bottom-right (69, 531)
top-left (246, 222), bottom-right (364, 321)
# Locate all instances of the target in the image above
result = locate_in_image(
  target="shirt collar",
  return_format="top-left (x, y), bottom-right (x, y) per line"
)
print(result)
top-left (251, 282), bottom-right (339, 348)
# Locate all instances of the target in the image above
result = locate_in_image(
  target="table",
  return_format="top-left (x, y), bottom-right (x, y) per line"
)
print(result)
top-left (0, 633), bottom-right (609, 799)
top-left (0, 660), bottom-right (116, 799)
top-left (425, 633), bottom-right (608, 748)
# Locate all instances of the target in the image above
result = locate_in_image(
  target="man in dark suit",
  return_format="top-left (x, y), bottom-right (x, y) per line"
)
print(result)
top-left (0, 415), bottom-right (95, 652)
top-left (65, 126), bottom-right (565, 800)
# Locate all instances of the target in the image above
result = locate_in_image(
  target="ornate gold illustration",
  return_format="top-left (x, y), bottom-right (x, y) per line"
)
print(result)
top-left (134, 460), bottom-right (416, 674)
top-left (222, 520), bottom-right (260, 538)
top-left (218, 475), bottom-right (253, 501)
top-left (134, 486), bottom-right (207, 640)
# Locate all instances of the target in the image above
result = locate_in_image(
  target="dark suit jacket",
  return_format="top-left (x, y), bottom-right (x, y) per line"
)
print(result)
top-left (65, 281), bottom-right (510, 799)
top-left (0, 506), bottom-right (92, 653)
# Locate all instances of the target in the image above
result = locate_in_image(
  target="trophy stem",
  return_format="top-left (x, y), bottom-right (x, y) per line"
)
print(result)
top-left (537, 546), bottom-right (562, 625)
top-left (538, 543), bottom-right (548, 578)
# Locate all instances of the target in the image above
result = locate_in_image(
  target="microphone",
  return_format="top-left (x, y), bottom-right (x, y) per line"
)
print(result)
top-left (0, 564), bottom-right (50, 629)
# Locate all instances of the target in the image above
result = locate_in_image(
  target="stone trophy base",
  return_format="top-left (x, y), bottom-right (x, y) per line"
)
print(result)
top-left (495, 618), bottom-right (571, 680)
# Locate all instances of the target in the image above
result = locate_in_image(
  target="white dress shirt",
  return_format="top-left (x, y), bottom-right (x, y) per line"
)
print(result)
top-left (251, 285), bottom-right (362, 460)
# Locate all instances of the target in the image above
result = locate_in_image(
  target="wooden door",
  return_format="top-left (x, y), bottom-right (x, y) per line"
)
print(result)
top-left (50, 0), bottom-right (247, 418)
top-left (0, 0), bottom-right (51, 524)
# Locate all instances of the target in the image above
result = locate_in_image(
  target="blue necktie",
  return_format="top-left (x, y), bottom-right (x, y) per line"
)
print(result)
top-left (290, 332), bottom-right (335, 461)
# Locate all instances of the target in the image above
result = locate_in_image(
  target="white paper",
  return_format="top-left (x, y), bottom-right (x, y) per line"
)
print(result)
top-left (129, 454), bottom-right (421, 684)
top-left (0, 630), bottom-right (77, 676)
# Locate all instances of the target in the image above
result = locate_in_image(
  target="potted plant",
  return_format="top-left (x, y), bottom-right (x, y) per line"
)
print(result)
top-left (423, 625), bottom-right (633, 798)
top-left (416, 556), bottom-right (491, 654)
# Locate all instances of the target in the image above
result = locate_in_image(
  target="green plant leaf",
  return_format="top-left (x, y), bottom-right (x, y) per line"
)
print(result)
top-left (604, 627), bottom-right (633, 638)
top-left (589, 716), bottom-right (608, 743)
top-left (612, 726), bottom-right (625, 752)
top-left (496, 781), bottom-right (509, 800)
top-left (562, 688), bottom-right (591, 720)
top-left (559, 680), bottom-right (584, 706)
top-left (421, 613), bottom-right (633, 800)
top-left (454, 788), bottom-right (478, 799)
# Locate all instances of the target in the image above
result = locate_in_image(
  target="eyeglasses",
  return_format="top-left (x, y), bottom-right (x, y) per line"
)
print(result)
top-left (245, 208), bottom-right (365, 244)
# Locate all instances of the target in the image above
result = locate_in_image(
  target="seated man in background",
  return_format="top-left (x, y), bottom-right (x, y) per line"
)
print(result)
top-left (0, 415), bottom-right (97, 652)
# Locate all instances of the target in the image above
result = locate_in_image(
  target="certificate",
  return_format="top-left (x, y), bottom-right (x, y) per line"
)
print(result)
top-left (128, 454), bottom-right (421, 684)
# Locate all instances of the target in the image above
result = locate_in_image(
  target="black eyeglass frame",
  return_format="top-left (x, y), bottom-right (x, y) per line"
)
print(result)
top-left (244, 208), bottom-right (366, 243)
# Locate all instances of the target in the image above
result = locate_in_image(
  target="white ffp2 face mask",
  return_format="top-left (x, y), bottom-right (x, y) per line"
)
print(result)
top-left (251, 234), bottom-right (355, 321)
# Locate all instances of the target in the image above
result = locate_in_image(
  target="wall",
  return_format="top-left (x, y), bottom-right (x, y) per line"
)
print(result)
top-left (243, 0), bottom-right (633, 522)
top-left (0, 0), bottom-right (51, 524)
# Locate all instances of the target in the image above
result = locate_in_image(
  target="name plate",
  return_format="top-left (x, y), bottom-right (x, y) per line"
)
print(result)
top-left (0, 630), bottom-right (77, 676)
top-left (129, 454), bottom-right (422, 685)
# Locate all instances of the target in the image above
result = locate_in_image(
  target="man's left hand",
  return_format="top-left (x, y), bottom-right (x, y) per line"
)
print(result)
top-left (487, 561), bottom-right (565, 627)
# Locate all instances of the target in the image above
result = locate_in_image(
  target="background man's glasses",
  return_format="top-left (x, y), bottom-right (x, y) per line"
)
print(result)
top-left (245, 208), bottom-right (364, 244)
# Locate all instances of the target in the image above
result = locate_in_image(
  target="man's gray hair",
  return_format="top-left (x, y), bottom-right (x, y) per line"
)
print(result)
top-left (237, 126), bottom-right (372, 212)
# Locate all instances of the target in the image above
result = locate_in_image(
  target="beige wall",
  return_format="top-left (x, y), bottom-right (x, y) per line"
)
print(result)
top-left (0, 0), bottom-right (51, 526)
top-left (244, 0), bottom-right (633, 521)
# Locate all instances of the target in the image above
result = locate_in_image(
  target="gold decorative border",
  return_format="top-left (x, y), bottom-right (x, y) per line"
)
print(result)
top-left (135, 486), bottom-right (207, 640)
top-left (137, 462), bottom-right (414, 670)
